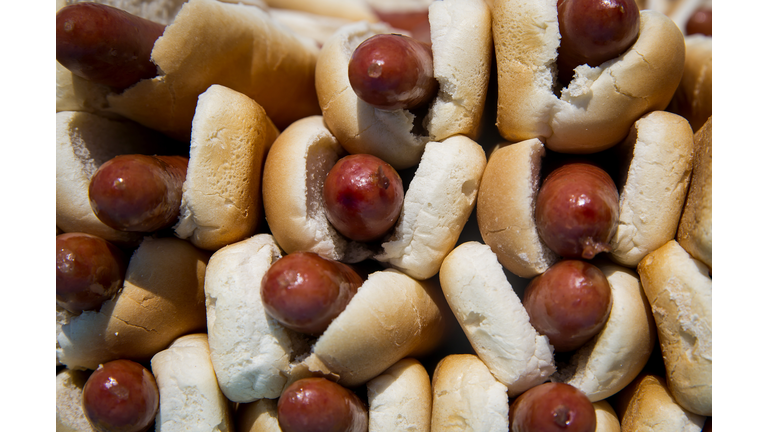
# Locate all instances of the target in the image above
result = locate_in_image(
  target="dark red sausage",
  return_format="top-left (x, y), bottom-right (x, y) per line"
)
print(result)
top-left (56, 3), bottom-right (166, 89)
top-left (277, 377), bottom-right (368, 432)
top-left (510, 382), bottom-right (596, 432)
top-left (88, 154), bottom-right (188, 233)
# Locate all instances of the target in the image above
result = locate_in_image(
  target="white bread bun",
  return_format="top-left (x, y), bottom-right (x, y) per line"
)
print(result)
top-left (477, 138), bottom-right (558, 279)
top-left (261, 115), bottom-right (373, 264)
top-left (263, 116), bottom-right (486, 279)
top-left (366, 358), bottom-right (432, 432)
top-left (56, 368), bottom-right (96, 432)
top-left (637, 240), bottom-right (712, 416)
top-left (203, 234), bottom-right (306, 403)
top-left (550, 260), bottom-right (656, 402)
top-left (614, 374), bottom-right (706, 431)
top-left (56, 110), bottom-right (178, 245)
top-left (430, 354), bottom-right (510, 432)
top-left (676, 116), bottom-right (712, 269)
top-left (494, 2), bottom-right (685, 153)
top-left (315, 0), bottom-right (492, 169)
top-left (263, 0), bottom-right (378, 22)
top-left (58, 0), bottom-right (189, 24)
top-left (593, 400), bottom-right (621, 432)
top-left (374, 135), bottom-right (487, 280)
top-left (667, 35), bottom-right (712, 133)
top-left (203, 233), bottom-right (445, 399)
top-left (60, 0), bottom-right (320, 142)
top-left (236, 399), bottom-right (281, 432)
top-left (608, 111), bottom-right (694, 267)
top-left (439, 242), bottom-right (555, 396)
top-left (298, 268), bottom-right (446, 388)
top-left (268, 8), bottom-right (357, 47)
top-left (151, 333), bottom-right (234, 432)
top-left (56, 236), bottom-right (209, 370)
top-left (173, 85), bottom-right (279, 251)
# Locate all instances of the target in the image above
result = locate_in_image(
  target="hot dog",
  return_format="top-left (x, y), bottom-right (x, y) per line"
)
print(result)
top-left (56, 0), bottom-right (321, 141)
top-left (493, 0), bottom-right (685, 153)
top-left (315, 0), bottom-right (492, 169)
top-left (477, 110), bottom-right (694, 278)
top-left (277, 376), bottom-right (368, 432)
top-left (262, 115), bottom-right (486, 281)
top-left (56, 236), bottom-right (209, 370)
top-left (367, 358), bottom-right (432, 432)
top-left (202, 233), bottom-right (445, 403)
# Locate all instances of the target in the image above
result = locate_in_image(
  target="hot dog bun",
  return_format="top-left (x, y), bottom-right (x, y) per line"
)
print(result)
top-left (315, 0), bottom-right (492, 169)
top-left (608, 111), bottom-right (694, 267)
top-left (263, 0), bottom-right (378, 22)
top-left (173, 85), bottom-right (279, 251)
top-left (56, 368), bottom-right (96, 432)
top-left (614, 374), bottom-right (707, 431)
top-left (593, 400), bottom-right (621, 432)
top-left (676, 116), bottom-right (712, 269)
top-left (151, 333), bottom-right (234, 431)
top-left (203, 233), bottom-right (445, 401)
top-left (477, 138), bottom-right (558, 279)
top-left (59, 0), bottom-right (320, 141)
top-left (367, 358), bottom-right (432, 432)
top-left (56, 110), bottom-right (179, 245)
top-left (430, 354), bottom-right (510, 432)
top-left (667, 34), bottom-right (712, 133)
top-left (236, 399), bottom-right (281, 432)
top-left (494, 1), bottom-right (685, 153)
top-left (56, 236), bottom-right (209, 370)
top-left (439, 242), bottom-right (556, 396)
top-left (262, 115), bottom-right (486, 280)
top-left (551, 260), bottom-right (656, 401)
top-left (637, 240), bottom-right (712, 416)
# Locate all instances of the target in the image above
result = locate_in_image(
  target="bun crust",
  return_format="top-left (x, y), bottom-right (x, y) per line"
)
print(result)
top-left (494, 2), bottom-right (685, 153)
top-left (301, 269), bottom-right (446, 388)
top-left (477, 138), bottom-right (558, 278)
top-left (316, 0), bottom-right (492, 169)
top-left (439, 242), bottom-right (555, 396)
top-left (430, 354), bottom-right (510, 432)
top-left (615, 374), bottom-right (707, 432)
top-left (667, 35), bottom-right (712, 133)
top-left (174, 85), bottom-right (279, 251)
top-left (236, 399), bottom-right (282, 432)
top-left (56, 237), bottom-right (209, 370)
top-left (367, 358), bottom-right (432, 432)
top-left (551, 260), bottom-right (656, 401)
top-left (593, 400), bottom-right (621, 432)
top-left (676, 116), bottom-right (712, 269)
top-left (637, 240), bottom-right (712, 416)
top-left (151, 333), bottom-right (234, 431)
top-left (56, 368), bottom-right (95, 432)
top-left (608, 111), bottom-right (694, 267)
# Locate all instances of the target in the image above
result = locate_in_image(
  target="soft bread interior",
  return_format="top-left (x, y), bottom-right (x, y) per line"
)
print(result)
top-left (430, 354), bottom-right (510, 432)
top-left (439, 242), bottom-right (555, 396)
top-left (56, 368), bottom-right (95, 432)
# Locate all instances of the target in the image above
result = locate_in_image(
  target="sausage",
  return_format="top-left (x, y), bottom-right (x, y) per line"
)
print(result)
top-left (522, 259), bottom-right (612, 353)
top-left (88, 154), bottom-right (188, 233)
top-left (535, 162), bottom-right (619, 259)
top-left (81, 359), bottom-right (160, 432)
top-left (510, 382), bottom-right (597, 432)
top-left (56, 232), bottom-right (127, 313)
top-left (277, 377), bottom-right (368, 432)
top-left (260, 251), bottom-right (364, 336)
top-left (347, 33), bottom-right (438, 111)
top-left (56, 2), bottom-right (165, 89)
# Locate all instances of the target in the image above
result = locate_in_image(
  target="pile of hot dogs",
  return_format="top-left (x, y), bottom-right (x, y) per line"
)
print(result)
top-left (55, 0), bottom-right (712, 431)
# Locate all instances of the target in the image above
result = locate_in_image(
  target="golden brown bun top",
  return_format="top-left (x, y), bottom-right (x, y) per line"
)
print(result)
top-left (615, 374), bottom-right (707, 432)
